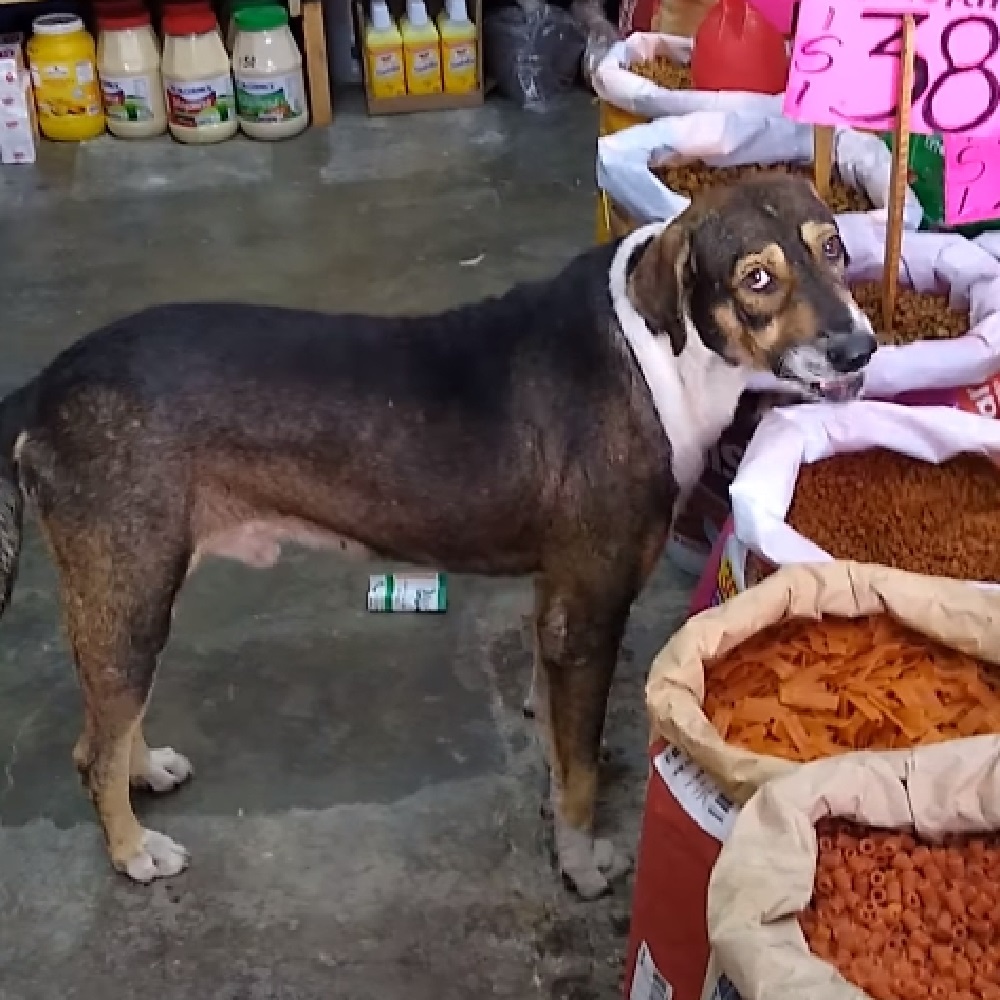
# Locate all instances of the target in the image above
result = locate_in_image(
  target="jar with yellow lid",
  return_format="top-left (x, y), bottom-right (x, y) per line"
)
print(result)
top-left (27, 13), bottom-right (106, 140)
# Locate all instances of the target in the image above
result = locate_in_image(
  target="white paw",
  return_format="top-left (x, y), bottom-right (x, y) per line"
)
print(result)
top-left (124, 829), bottom-right (190, 883)
top-left (555, 822), bottom-right (632, 900)
top-left (134, 747), bottom-right (194, 794)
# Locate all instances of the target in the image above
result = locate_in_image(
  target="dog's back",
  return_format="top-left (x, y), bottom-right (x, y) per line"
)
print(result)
top-left (0, 239), bottom-right (668, 586)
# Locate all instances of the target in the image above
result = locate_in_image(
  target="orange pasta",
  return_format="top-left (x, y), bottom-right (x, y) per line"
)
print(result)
top-left (703, 615), bottom-right (1000, 762)
top-left (802, 821), bottom-right (1000, 1000)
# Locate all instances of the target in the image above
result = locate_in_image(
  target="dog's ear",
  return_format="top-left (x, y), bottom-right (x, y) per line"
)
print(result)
top-left (627, 218), bottom-right (693, 354)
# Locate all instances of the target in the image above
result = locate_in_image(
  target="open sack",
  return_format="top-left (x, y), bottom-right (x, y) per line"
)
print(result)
top-left (645, 560), bottom-right (1000, 804)
top-left (592, 33), bottom-right (783, 119)
top-left (595, 111), bottom-right (924, 230)
top-left (833, 217), bottom-right (1000, 398)
top-left (626, 561), bottom-right (1000, 1000)
top-left (705, 738), bottom-right (1000, 1000)
top-left (725, 401), bottom-right (1000, 591)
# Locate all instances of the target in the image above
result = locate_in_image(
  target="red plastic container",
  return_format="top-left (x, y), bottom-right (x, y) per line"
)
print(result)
top-left (691, 0), bottom-right (789, 95)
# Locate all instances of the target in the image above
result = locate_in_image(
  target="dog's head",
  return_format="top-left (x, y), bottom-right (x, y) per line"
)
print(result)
top-left (627, 173), bottom-right (876, 400)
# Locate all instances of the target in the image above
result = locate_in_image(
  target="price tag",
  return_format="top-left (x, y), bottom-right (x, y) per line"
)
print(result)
top-left (944, 135), bottom-right (1000, 224)
top-left (785, 0), bottom-right (1000, 139)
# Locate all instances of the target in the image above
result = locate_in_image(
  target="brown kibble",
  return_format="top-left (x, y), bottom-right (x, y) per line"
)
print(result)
top-left (851, 280), bottom-right (970, 346)
top-left (651, 161), bottom-right (873, 215)
top-left (787, 450), bottom-right (1000, 583)
top-left (629, 56), bottom-right (692, 89)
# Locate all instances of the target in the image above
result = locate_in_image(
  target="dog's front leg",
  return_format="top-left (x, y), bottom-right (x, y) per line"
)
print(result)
top-left (534, 571), bottom-right (634, 899)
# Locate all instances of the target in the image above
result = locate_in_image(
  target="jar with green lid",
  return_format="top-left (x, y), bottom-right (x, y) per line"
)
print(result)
top-left (27, 13), bottom-right (106, 140)
top-left (225, 0), bottom-right (271, 50)
top-left (232, 4), bottom-right (308, 140)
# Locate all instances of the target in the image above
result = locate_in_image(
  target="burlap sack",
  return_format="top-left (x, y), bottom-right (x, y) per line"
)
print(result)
top-left (645, 560), bottom-right (1000, 805)
top-left (705, 737), bottom-right (1000, 1000)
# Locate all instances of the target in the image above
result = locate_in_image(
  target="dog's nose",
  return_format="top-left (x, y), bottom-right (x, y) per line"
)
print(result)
top-left (825, 330), bottom-right (877, 373)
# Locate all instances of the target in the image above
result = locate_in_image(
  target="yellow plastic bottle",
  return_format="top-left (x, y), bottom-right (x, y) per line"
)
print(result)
top-left (364, 0), bottom-right (406, 100)
top-left (27, 13), bottom-right (105, 140)
top-left (436, 0), bottom-right (477, 95)
top-left (400, 0), bottom-right (441, 95)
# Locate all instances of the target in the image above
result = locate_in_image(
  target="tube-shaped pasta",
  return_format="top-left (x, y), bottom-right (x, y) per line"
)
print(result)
top-left (801, 819), bottom-right (1000, 1000)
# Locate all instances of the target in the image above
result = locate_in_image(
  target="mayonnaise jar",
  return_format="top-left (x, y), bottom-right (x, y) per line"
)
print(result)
top-left (97, 9), bottom-right (167, 138)
top-left (232, 4), bottom-right (308, 140)
top-left (161, 8), bottom-right (237, 143)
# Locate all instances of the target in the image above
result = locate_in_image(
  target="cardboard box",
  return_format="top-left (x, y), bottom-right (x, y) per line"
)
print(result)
top-left (0, 33), bottom-right (38, 165)
top-left (353, 0), bottom-right (484, 115)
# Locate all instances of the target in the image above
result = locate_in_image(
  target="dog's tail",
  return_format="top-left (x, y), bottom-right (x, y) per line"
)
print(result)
top-left (0, 383), bottom-right (34, 620)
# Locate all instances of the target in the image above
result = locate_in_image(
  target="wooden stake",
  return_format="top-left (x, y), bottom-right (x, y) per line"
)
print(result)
top-left (882, 14), bottom-right (916, 336)
top-left (813, 126), bottom-right (834, 199)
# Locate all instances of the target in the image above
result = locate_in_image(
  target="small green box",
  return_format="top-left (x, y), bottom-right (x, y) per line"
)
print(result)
top-left (367, 573), bottom-right (448, 612)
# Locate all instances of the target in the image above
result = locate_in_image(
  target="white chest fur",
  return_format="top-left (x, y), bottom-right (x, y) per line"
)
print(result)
top-left (609, 222), bottom-right (749, 497)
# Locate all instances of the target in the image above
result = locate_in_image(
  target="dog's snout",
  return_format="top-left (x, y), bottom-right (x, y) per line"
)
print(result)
top-left (825, 330), bottom-right (877, 373)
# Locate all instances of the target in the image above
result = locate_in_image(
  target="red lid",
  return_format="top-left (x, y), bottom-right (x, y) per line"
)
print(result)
top-left (691, 0), bottom-right (789, 95)
top-left (99, 8), bottom-right (152, 27)
top-left (94, 0), bottom-right (146, 11)
top-left (162, 7), bottom-right (217, 32)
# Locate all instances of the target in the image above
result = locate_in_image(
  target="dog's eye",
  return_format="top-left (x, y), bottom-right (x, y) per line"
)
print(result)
top-left (743, 267), bottom-right (773, 293)
top-left (822, 234), bottom-right (844, 261)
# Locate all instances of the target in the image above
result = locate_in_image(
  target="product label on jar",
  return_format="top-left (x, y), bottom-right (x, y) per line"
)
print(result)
top-left (101, 72), bottom-right (158, 122)
top-left (234, 72), bottom-right (305, 123)
top-left (444, 40), bottom-right (475, 73)
top-left (373, 49), bottom-right (402, 79)
top-left (410, 44), bottom-right (439, 76)
top-left (31, 60), bottom-right (102, 117)
top-left (166, 74), bottom-right (235, 129)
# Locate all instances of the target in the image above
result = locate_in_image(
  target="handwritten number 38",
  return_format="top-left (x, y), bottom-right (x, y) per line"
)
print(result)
top-left (857, 13), bottom-right (1000, 134)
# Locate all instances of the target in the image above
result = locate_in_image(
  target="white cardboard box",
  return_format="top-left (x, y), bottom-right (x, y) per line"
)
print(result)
top-left (0, 33), bottom-right (37, 165)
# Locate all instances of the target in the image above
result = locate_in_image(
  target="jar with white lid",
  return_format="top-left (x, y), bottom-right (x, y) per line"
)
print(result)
top-left (161, 8), bottom-right (237, 143)
top-left (97, 9), bottom-right (167, 138)
top-left (232, 4), bottom-right (308, 140)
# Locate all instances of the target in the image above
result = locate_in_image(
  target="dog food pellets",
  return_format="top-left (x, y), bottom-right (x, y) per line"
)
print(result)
top-left (630, 56), bottom-right (692, 89)
top-left (787, 450), bottom-right (1000, 582)
top-left (800, 820), bottom-right (1000, 1000)
top-left (652, 162), bottom-right (873, 215)
top-left (703, 615), bottom-right (1000, 762)
top-left (851, 281), bottom-right (971, 346)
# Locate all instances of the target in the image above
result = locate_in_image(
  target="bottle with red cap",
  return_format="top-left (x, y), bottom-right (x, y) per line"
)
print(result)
top-left (161, 6), bottom-right (236, 142)
top-left (97, 6), bottom-right (168, 137)
top-left (690, 0), bottom-right (789, 95)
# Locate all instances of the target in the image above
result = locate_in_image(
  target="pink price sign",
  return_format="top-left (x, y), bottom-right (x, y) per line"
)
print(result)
top-left (944, 135), bottom-right (1000, 224)
top-left (784, 0), bottom-right (1000, 139)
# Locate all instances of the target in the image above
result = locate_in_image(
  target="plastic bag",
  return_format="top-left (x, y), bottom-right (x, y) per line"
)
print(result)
top-left (592, 32), bottom-right (783, 118)
top-left (832, 217), bottom-right (1000, 398)
top-left (728, 400), bottom-right (1000, 586)
top-left (483, 3), bottom-right (586, 112)
top-left (571, 0), bottom-right (619, 87)
top-left (596, 111), bottom-right (925, 231)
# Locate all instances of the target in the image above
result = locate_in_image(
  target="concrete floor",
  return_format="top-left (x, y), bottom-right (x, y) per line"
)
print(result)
top-left (0, 90), bottom-right (694, 1000)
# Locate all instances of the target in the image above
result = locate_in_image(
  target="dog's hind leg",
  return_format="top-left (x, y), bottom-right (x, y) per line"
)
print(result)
top-left (50, 521), bottom-right (190, 883)
top-left (533, 563), bottom-right (636, 900)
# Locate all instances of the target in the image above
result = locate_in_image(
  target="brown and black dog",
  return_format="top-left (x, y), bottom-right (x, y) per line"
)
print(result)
top-left (0, 175), bottom-right (875, 898)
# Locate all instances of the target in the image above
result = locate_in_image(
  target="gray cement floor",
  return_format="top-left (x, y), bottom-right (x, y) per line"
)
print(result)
top-left (0, 90), bottom-right (694, 1000)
